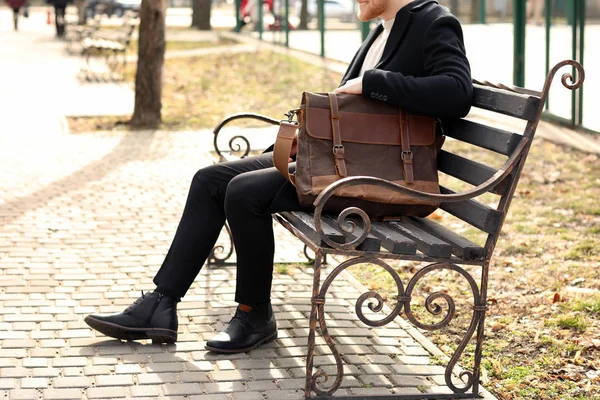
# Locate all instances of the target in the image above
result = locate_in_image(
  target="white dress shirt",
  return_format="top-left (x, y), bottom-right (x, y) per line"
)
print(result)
top-left (359, 18), bottom-right (395, 77)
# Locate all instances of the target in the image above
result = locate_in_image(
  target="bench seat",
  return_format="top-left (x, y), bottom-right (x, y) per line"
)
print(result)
top-left (276, 211), bottom-right (486, 262)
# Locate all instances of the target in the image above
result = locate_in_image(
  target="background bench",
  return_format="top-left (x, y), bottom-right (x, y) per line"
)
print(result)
top-left (79, 12), bottom-right (138, 82)
top-left (210, 60), bottom-right (584, 399)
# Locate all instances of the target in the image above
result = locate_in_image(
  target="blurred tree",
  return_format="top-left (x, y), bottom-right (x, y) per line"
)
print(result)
top-left (191, 0), bottom-right (211, 29)
top-left (76, 0), bottom-right (87, 24)
top-left (470, 0), bottom-right (479, 22)
top-left (131, 0), bottom-right (167, 128)
top-left (297, 0), bottom-right (308, 29)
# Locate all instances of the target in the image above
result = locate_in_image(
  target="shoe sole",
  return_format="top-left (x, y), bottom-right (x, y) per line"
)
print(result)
top-left (204, 330), bottom-right (278, 354)
top-left (84, 316), bottom-right (178, 344)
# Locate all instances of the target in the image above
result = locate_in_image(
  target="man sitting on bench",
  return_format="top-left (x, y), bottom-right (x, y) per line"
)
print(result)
top-left (85, 0), bottom-right (473, 353)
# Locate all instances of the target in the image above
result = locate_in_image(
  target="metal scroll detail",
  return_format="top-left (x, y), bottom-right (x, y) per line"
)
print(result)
top-left (308, 258), bottom-right (484, 396)
top-left (313, 205), bottom-right (372, 250)
top-left (207, 223), bottom-right (235, 266)
top-left (403, 262), bottom-right (483, 393)
top-left (212, 113), bottom-right (280, 158)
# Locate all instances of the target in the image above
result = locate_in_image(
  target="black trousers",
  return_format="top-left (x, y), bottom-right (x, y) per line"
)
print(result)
top-left (153, 153), bottom-right (309, 305)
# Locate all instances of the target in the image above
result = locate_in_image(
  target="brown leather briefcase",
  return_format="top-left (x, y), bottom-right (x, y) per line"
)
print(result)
top-left (273, 92), bottom-right (443, 217)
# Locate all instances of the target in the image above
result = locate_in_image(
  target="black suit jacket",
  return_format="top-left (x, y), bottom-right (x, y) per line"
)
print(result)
top-left (342, 0), bottom-right (473, 118)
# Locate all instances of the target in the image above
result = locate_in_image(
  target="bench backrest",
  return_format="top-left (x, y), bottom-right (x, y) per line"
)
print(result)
top-left (437, 60), bottom-right (584, 259)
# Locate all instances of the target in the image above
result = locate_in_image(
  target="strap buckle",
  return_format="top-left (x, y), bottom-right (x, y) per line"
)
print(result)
top-left (401, 150), bottom-right (413, 161)
top-left (333, 144), bottom-right (345, 157)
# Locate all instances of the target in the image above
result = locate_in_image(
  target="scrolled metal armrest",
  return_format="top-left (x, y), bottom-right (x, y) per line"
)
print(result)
top-left (212, 113), bottom-right (280, 158)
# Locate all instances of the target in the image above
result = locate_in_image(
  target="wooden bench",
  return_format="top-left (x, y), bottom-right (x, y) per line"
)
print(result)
top-left (65, 15), bottom-right (102, 54)
top-left (79, 12), bottom-right (138, 82)
top-left (210, 60), bottom-right (584, 399)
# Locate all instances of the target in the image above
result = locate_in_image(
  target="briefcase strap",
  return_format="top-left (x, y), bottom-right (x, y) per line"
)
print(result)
top-left (273, 121), bottom-right (297, 186)
top-left (327, 93), bottom-right (348, 177)
top-left (400, 111), bottom-right (414, 183)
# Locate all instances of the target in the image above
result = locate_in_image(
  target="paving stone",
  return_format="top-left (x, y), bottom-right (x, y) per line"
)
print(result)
top-left (264, 389), bottom-right (306, 400)
top-left (21, 377), bottom-right (49, 388)
top-left (137, 373), bottom-right (178, 384)
top-left (53, 377), bottom-right (94, 388)
top-left (203, 381), bottom-right (245, 394)
top-left (1, 367), bottom-right (30, 378)
top-left (231, 392), bottom-right (264, 400)
top-left (162, 383), bottom-right (203, 396)
top-left (390, 375), bottom-right (431, 387)
top-left (390, 364), bottom-right (446, 376)
top-left (95, 374), bottom-right (134, 386)
top-left (250, 368), bottom-right (290, 380)
top-left (42, 389), bottom-right (85, 399)
top-left (180, 371), bottom-right (210, 383)
top-left (86, 386), bottom-right (127, 398)
top-left (22, 358), bottom-right (48, 368)
top-left (209, 370), bottom-right (250, 381)
top-left (114, 364), bottom-right (143, 374)
top-left (32, 368), bottom-right (61, 377)
top-left (145, 362), bottom-right (184, 373)
top-left (83, 366), bottom-right (113, 376)
top-left (9, 389), bottom-right (39, 399)
top-left (350, 386), bottom-right (392, 395)
top-left (0, 378), bottom-right (15, 389)
top-left (188, 395), bottom-right (229, 400)
top-left (129, 385), bottom-right (160, 397)
top-left (358, 374), bottom-right (394, 388)
top-left (53, 357), bottom-right (89, 367)
top-left (360, 363), bottom-right (392, 375)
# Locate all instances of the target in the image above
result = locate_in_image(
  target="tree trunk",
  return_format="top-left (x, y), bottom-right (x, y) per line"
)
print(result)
top-left (131, 0), bottom-right (167, 129)
top-left (76, 0), bottom-right (87, 24)
top-left (191, 0), bottom-right (211, 30)
top-left (470, 0), bottom-right (479, 23)
top-left (297, 0), bottom-right (308, 29)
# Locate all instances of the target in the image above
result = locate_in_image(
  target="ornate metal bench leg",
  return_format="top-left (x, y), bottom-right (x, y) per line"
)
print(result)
top-left (304, 249), bottom-right (323, 399)
top-left (207, 223), bottom-right (235, 268)
top-left (303, 244), bottom-right (327, 265)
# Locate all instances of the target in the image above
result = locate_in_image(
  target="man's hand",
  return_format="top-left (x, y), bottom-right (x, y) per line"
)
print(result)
top-left (334, 77), bottom-right (363, 95)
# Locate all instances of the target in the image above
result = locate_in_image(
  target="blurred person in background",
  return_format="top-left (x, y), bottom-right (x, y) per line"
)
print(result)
top-left (46, 0), bottom-right (73, 37)
top-left (5, 0), bottom-right (26, 30)
top-left (527, 0), bottom-right (543, 25)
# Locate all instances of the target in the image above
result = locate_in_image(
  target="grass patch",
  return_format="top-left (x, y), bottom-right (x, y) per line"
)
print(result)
top-left (275, 264), bottom-right (289, 275)
top-left (546, 314), bottom-right (588, 332)
top-left (68, 46), bottom-right (341, 133)
top-left (566, 297), bottom-right (600, 315)
top-left (565, 240), bottom-right (597, 260)
top-left (127, 37), bottom-right (237, 55)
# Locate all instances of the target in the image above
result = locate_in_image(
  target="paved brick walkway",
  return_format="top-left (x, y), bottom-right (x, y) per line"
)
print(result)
top-left (0, 125), bottom-right (496, 399)
top-left (0, 12), bottom-right (498, 399)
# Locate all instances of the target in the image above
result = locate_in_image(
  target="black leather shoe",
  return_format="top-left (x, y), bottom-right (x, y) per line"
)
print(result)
top-left (205, 303), bottom-right (277, 353)
top-left (85, 291), bottom-right (178, 344)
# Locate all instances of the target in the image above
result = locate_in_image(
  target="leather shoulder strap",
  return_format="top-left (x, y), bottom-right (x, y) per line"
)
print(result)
top-left (272, 121), bottom-right (297, 185)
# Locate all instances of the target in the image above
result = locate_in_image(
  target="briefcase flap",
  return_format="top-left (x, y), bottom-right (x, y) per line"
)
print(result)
top-left (302, 92), bottom-right (436, 146)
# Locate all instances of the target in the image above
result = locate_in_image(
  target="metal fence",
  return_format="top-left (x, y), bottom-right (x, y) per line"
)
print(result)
top-left (233, 0), bottom-right (595, 132)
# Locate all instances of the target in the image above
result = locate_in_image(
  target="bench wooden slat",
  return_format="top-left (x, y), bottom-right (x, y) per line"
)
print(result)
top-left (278, 212), bottom-right (381, 252)
top-left (321, 215), bottom-right (381, 252)
top-left (369, 222), bottom-right (418, 255)
top-left (386, 220), bottom-right (453, 258)
top-left (442, 119), bottom-right (523, 156)
top-left (472, 84), bottom-right (540, 121)
top-left (439, 186), bottom-right (503, 234)
top-left (407, 217), bottom-right (486, 261)
top-left (438, 150), bottom-right (509, 195)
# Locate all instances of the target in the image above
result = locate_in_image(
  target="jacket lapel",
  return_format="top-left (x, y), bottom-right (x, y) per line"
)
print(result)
top-left (340, 24), bottom-right (383, 84)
